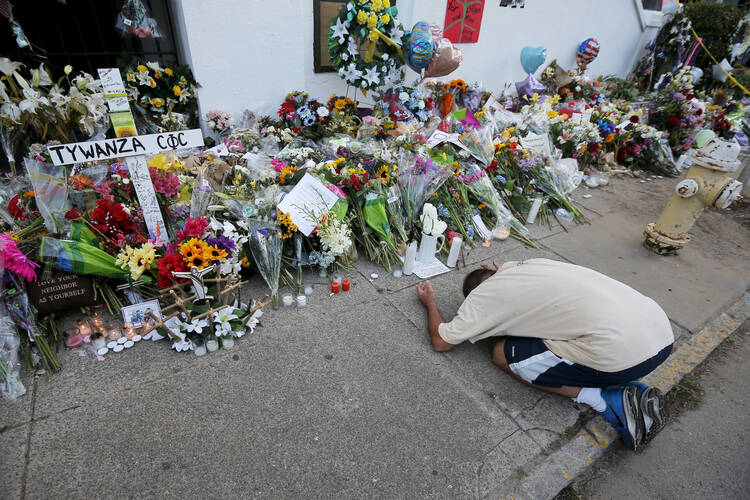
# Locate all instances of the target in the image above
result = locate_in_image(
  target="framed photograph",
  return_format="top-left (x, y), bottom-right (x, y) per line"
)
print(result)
top-left (313, 0), bottom-right (396, 73)
top-left (121, 299), bottom-right (162, 328)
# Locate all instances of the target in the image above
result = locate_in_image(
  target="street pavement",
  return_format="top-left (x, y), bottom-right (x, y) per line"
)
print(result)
top-left (568, 322), bottom-right (750, 500)
top-left (1, 176), bottom-right (749, 499)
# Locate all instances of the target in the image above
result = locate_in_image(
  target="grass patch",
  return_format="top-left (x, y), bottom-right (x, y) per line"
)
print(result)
top-left (667, 374), bottom-right (704, 413)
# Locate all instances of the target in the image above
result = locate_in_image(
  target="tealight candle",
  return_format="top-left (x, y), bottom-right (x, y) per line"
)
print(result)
top-left (304, 285), bottom-right (313, 295)
top-left (97, 347), bottom-right (109, 356)
top-left (132, 335), bottom-right (142, 342)
top-left (113, 344), bottom-right (124, 353)
top-left (393, 270), bottom-right (403, 278)
top-left (342, 279), bottom-right (350, 292)
top-left (331, 282), bottom-right (340, 294)
top-left (106, 341), bottom-right (118, 349)
top-left (282, 293), bottom-right (294, 307)
top-left (108, 326), bottom-right (122, 341)
top-left (77, 320), bottom-right (92, 338)
top-left (221, 337), bottom-right (235, 349)
top-left (194, 343), bottom-right (207, 356)
top-left (206, 339), bottom-right (220, 352)
top-left (117, 336), bottom-right (127, 345)
top-left (123, 340), bottom-right (135, 349)
top-left (296, 295), bottom-right (307, 308)
top-left (125, 326), bottom-right (137, 340)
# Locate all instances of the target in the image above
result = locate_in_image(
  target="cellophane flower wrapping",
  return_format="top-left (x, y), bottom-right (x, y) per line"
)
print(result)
top-left (463, 163), bottom-right (528, 236)
top-left (0, 262), bottom-right (25, 400)
top-left (24, 155), bottom-right (71, 234)
top-left (116, 0), bottom-right (162, 38)
top-left (246, 221), bottom-right (282, 308)
top-left (397, 153), bottom-right (452, 238)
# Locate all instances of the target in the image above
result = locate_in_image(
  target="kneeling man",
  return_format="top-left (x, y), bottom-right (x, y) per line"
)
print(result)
top-left (416, 258), bottom-right (673, 450)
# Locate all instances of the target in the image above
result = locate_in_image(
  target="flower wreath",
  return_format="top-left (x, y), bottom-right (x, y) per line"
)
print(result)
top-left (328, 0), bottom-right (408, 90)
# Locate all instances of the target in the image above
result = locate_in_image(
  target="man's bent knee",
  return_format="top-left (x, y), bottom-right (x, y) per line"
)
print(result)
top-left (492, 339), bottom-right (510, 372)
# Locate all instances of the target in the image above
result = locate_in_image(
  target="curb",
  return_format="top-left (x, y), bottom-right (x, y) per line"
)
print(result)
top-left (490, 291), bottom-right (750, 500)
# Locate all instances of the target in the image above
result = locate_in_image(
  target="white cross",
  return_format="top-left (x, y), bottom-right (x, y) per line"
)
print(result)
top-left (46, 68), bottom-right (205, 242)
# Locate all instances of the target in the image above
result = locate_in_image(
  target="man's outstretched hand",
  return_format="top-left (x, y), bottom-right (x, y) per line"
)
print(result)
top-left (479, 260), bottom-right (499, 273)
top-left (417, 281), bottom-right (436, 308)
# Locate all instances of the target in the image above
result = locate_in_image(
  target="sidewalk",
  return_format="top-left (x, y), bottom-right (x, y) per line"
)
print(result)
top-left (2, 177), bottom-right (749, 499)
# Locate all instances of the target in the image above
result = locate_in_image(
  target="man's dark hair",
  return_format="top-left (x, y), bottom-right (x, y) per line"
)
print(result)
top-left (463, 269), bottom-right (494, 297)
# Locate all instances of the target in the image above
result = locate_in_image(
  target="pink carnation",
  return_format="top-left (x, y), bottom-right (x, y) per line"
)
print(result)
top-left (176, 216), bottom-right (209, 242)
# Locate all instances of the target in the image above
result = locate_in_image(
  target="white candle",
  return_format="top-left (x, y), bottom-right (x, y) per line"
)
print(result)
top-left (526, 197), bottom-right (543, 225)
top-left (304, 285), bottom-right (313, 295)
top-left (446, 235), bottom-right (463, 268)
top-left (403, 241), bottom-right (417, 276)
top-left (296, 295), bottom-right (307, 308)
top-left (194, 343), bottom-right (207, 356)
top-left (393, 269), bottom-right (403, 278)
top-left (206, 340), bottom-right (219, 352)
top-left (282, 294), bottom-right (294, 307)
top-left (221, 337), bottom-right (235, 349)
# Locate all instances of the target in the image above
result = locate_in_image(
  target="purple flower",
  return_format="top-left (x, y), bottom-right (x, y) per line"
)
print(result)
top-left (207, 235), bottom-right (236, 258)
top-left (673, 92), bottom-right (685, 100)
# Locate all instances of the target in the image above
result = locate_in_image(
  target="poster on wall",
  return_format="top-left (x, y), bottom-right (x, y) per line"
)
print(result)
top-left (499, 0), bottom-right (526, 7)
top-left (443, 0), bottom-right (485, 44)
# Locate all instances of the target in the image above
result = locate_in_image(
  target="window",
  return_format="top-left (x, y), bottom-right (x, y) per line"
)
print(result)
top-left (0, 0), bottom-right (179, 74)
top-left (641, 0), bottom-right (663, 10)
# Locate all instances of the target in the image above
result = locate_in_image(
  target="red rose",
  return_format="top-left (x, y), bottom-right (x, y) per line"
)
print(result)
top-left (64, 208), bottom-right (82, 219)
top-left (629, 115), bottom-right (639, 123)
top-left (667, 116), bottom-right (679, 127)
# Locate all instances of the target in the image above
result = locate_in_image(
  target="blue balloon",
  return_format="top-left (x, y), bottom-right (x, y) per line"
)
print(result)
top-left (520, 46), bottom-right (547, 75)
top-left (405, 21), bottom-right (435, 71)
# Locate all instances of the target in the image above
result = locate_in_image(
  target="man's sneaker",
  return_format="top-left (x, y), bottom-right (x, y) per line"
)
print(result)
top-left (628, 381), bottom-right (667, 445)
top-left (598, 385), bottom-right (644, 451)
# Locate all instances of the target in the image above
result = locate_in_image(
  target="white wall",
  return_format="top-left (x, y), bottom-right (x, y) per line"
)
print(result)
top-left (171, 0), bottom-right (662, 121)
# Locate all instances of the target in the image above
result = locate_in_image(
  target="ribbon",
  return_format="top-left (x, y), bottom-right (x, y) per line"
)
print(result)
top-left (363, 27), bottom-right (405, 64)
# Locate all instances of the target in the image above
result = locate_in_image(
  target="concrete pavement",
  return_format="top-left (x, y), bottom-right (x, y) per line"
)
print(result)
top-left (1, 176), bottom-right (749, 499)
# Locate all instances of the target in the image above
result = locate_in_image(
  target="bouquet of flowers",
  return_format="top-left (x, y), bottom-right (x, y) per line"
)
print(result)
top-left (116, 0), bottom-right (162, 38)
top-left (205, 109), bottom-right (235, 137)
top-left (397, 154), bottom-right (452, 239)
top-left (123, 60), bottom-right (201, 132)
top-left (277, 91), bottom-right (329, 139)
top-left (649, 67), bottom-right (705, 154)
top-left (246, 221), bottom-right (282, 308)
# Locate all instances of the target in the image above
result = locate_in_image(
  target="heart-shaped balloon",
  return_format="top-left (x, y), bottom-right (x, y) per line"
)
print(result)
top-left (423, 38), bottom-right (463, 78)
top-left (576, 38), bottom-right (600, 71)
top-left (520, 46), bottom-right (547, 74)
top-left (405, 21), bottom-right (435, 72)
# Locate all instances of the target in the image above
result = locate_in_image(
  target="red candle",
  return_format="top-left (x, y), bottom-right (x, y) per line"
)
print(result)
top-left (342, 279), bottom-right (350, 291)
top-left (331, 281), bottom-right (340, 294)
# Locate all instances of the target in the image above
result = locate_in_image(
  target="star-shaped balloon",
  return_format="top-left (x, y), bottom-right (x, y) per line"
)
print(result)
top-left (515, 74), bottom-right (546, 100)
top-left (330, 18), bottom-right (349, 44)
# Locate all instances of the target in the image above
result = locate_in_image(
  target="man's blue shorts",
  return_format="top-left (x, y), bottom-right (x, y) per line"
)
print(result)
top-left (503, 337), bottom-right (673, 388)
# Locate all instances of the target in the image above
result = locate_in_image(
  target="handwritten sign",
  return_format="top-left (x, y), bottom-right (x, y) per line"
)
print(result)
top-left (27, 272), bottom-right (97, 315)
top-left (277, 173), bottom-right (339, 236)
top-left (521, 132), bottom-right (553, 158)
top-left (444, 0), bottom-right (485, 44)
top-left (125, 155), bottom-right (168, 240)
top-left (46, 129), bottom-right (204, 166)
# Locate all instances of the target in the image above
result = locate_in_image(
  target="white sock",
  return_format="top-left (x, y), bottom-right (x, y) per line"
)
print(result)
top-left (574, 387), bottom-right (606, 412)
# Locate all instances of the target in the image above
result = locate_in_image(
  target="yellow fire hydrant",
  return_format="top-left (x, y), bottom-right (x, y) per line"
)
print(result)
top-left (644, 133), bottom-right (744, 255)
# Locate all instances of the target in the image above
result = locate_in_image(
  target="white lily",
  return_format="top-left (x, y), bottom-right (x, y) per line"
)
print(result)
top-left (212, 306), bottom-right (238, 335)
top-left (18, 88), bottom-right (49, 113)
top-left (243, 309), bottom-right (263, 337)
top-left (185, 318), bottom-right (209, 335)
top-left (0, 58), bottom-right (23, 76)
top-left (1, 102), bottom-right (21, 122)
top-left (170, 331), bottom-right (194, 352)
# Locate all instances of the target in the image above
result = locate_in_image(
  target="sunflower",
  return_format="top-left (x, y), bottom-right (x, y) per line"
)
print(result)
top-left (277, 211), bottom-right (298, 239)
top-left (377, 165), bottom-right (390, 183)
top-left (334, 98), bottom-right (347, 110)
top-left (280, 165), bottom-right (298, 185)
top-left (180, 238), bottom-right (208, 262)
top-left (205, 245), bottom-right (228, 263)
top-left (450, 79), bottom-right (467, 92)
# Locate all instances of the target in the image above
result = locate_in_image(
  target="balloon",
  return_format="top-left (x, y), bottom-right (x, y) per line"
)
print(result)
top-left (423, 38), bottom-right (463, 78)
top-left (576, 38), bottom-right (600, 71)
top-left (515, 74), bottom-right (546, 100)
top-left (520, 46), bottom-right (547, 74)
top-left (405, 22), bottom-right (435, 72)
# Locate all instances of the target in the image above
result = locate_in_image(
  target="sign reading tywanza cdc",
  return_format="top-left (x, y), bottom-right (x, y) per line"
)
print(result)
top-left (47, 129), bottom-right (204, 166)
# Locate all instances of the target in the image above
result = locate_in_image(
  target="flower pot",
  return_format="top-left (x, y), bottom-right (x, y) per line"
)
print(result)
top-left (221, 337), bottom-right (235, 349)
top-left (206, 339), bottom-right (220, 352)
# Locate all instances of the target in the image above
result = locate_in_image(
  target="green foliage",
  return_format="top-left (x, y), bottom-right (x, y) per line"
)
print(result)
top-left (683, 2), bottom-right (745, 70)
